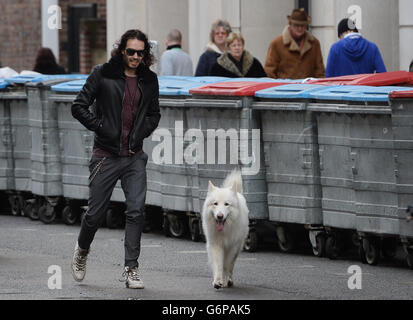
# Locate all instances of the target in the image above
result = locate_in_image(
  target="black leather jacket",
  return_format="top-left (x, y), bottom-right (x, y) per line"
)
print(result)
top-left (71, 56), bottom-right (161, 155)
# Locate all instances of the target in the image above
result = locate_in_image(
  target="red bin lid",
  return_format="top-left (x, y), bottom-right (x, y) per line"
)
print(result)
top-left (306, 73), bottom-right (370, 85)
top-left (308, 71), bottom-right (413, 87)
top-left (389, 90), bottom-right (413, 99)
top-left (188, 81), bottom-right (292, 96)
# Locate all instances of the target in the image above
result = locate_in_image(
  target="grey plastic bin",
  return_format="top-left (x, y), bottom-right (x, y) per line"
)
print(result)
top-left (389, 90), bottom-right (413, 268)
top-left (26, 75), bottom-right (88, 198)
top-left (186, 80), bottom-right (273, 249)
top-left (2, 79), bottom-right (31, 193)
top-left (253, 84), bottom-right (327, 253)
top-left (309, 85), bottom-right (410, 264)
top-left (0, 80), bottom-right (14, 191)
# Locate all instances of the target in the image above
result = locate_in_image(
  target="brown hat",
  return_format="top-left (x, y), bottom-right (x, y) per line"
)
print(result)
top-left (287, 8), bottom-right (311, 25)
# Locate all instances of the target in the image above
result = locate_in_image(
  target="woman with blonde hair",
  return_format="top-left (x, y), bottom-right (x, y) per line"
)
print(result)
top-left (195, 19), bottom-right (232, 76)
top-left (209, 32), bottom-right (266, 78)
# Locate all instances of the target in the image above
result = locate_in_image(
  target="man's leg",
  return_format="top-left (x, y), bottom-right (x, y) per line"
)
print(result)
top-left (78, 157), bottom-right (120, 251)
top-left (120, 152), bottom-right (148, 268)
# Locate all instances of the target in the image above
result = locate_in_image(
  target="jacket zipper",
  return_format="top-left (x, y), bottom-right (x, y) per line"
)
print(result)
top-left (120, 81), bottom-right (126, 155)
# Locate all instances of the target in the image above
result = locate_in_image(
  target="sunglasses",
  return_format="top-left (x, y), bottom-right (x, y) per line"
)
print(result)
top-left (125, 48), bottom-right (145, 57)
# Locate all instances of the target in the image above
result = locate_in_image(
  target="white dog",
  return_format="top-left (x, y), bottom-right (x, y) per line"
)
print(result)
top-left (201, 170), bottom-right (249, 289)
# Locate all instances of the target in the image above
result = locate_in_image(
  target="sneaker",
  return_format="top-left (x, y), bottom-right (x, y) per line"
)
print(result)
top-left (71, 242), bottom-right (89, 282)
top-left (121, 266), bottom-right (144, 289)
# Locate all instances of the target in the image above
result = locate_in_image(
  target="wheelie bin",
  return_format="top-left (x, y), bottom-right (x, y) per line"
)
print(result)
top-left (309, 85), bottom-right (410, 264)
top-left (156, 76), bottom-right (228, 238)
top-left (389, 89), bottom-right (413, 269)
top-left (253, 84), bottom-right (332, 255)
top-left (25, 74), bottom-right (88, 223)
top-left (186, 80), bottom-right (288, 249)
top-left (2, 76), bottom-right (33, 216)
top-left (0, 79), bottom-right (15, 212)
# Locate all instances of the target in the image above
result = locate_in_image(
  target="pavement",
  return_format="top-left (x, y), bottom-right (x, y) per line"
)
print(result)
top-left (0, 214), bottom-right (412, 302)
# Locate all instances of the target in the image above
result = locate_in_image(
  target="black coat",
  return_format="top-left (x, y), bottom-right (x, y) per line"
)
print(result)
top-left (195, 50), bottom-right (221, 76)
top-left (34, 64), bottom-right (66, 75)
top-left (209, 51), bottom-right (266, 78)
top-left (71, 56), bottom-right (161, 155)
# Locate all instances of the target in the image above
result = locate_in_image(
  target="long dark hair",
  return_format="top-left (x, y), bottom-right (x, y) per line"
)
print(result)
top-left (33, 47), bottom-right (62, 74)
top-left (112, 29), bottom-right (154, 67)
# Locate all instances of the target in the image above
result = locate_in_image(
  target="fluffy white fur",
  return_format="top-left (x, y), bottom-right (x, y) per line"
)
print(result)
top-left (201, 170), bottom-right (249, 289)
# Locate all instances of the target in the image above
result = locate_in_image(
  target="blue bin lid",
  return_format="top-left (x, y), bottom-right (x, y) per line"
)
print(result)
top-left (5, 74), bottom-right (87, 84)
top-left (158, 76), bottom-right (228, 96)
top-left (345, 86), bottom-right (413, 102)
top-left (0, 79), bottom-right (9, 89)
top-left (222, 77), bottom-right (288, 83)
top-left (255, 84), bottom-right (330, 99)
top-left (51, 79), bottom-right (86, 92)
top-left (309, 85), bottom-right (412, 102)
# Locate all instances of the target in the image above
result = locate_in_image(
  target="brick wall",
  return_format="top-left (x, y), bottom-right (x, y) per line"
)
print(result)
top-left (58, 0), bottom-right (107, 71)
top-left (79, 19), bottom-right (107, 74)
top-left (0, 0), bottom-right (42, 72)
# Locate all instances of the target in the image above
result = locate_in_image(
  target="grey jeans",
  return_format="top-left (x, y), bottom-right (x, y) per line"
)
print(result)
top-left (78, 151), bottom-right (148, 268)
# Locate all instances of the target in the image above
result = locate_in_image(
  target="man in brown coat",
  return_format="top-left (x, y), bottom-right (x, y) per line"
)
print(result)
top-left (264, 8), bottom-right (325, 79)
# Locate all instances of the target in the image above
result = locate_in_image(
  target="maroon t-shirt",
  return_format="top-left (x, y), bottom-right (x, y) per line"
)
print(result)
top-left (93, 76), bottom-right (141, 157)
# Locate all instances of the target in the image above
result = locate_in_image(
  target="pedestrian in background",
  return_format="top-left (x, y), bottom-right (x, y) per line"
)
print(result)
top-left (264, 8), bottom-right (325, 79)
top-left (325, 18), bottom-right (386, 77)
top-left (160, 29), bottom-right (193, 76)
top-left (195, 19), bottom-right (232, 76)
top-left (71, 29), bottom-right (160, 289)
top-left (33, 47), bottom-right (66, 74)
top-left (409, 59), bottom-right (413, 72)
top-left (209, 32), bottom-right (266, 78)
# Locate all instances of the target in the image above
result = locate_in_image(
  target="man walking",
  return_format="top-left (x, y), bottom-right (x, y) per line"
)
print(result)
top-left (325, 18), bottom-right (386, 77)
top-left (264, 8), bottom-right (325, 79)
top-left (71, 29), bottom-right (160, 289)
top-left (160, 29), bottom-right (193, 76)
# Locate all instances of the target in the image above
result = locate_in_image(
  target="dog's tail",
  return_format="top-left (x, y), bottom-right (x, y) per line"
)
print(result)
top-left (222, 169), bottom-right (243, 194)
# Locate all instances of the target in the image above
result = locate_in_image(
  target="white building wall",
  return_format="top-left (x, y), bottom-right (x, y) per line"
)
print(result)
top-left (41, 0), bottom-right (59, 61)
top-left (311, 0), bottom-right (400, 72)
top-left (399, 0), bottom-right (413, 70)
top-left (106, 0), bottom-right (411, 74)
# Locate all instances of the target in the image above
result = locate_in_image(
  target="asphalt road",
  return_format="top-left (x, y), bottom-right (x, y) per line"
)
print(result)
top-left (0, 214), bottom-right (412, 301)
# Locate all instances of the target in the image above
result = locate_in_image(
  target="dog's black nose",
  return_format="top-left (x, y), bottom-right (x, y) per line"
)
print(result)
top-left (217, 213), bottom-right (224, 220)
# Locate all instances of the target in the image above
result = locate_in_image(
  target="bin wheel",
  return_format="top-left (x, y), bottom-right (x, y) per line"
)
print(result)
top-left (106, 208), bottom-right (120, 229)
top-left (167, 214), bottom-right (185, 238)
top-left (325, 235), bottom-right (339, 260)
top-left (62, 206), bottom-right (78, 225)
top-left (163, 214), bottom-right (171, 237)
top-left (244, 229), bottom-right (258, 252)
top-left (142, 211), bottom-right (152, 233)
top-left (363, 238), bottom-right (380, 266)
top-left (9, 195), bottom-right (21, 216)
top-left (406, 253), bottom-right (413, 269)
top-left (381, 238), bottom-right (397, 259)
top-left (38, 204), bottom-right (56, 224)
top-left (277, 226), bottom-right (295, 253)
top-left (312, 233), bottom-right (326, 257)
top-left (24, 202), bottom-right (39, 221)
top-left (190, 220), bottom-right (201, 242)
top-left (358, 240), bottom-right (368, 264)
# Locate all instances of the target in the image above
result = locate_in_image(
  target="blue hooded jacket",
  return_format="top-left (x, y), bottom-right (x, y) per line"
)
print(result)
top-left (325, 33), bottom-right (386, 77)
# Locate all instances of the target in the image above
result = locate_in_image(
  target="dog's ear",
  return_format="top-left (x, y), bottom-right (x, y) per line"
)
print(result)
top-left (230, 182), bottom-right (238, 194)
top-left (208, 180), bottom-right (216, 193)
